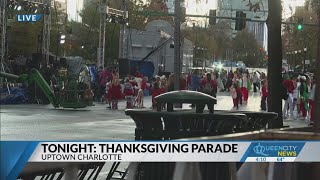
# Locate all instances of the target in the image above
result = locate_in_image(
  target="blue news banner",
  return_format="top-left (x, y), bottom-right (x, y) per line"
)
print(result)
top-left (1, 141), bottom-right (320, 179)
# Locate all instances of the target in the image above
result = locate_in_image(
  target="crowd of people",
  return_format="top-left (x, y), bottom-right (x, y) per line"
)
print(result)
top-left (96, 67), bottom-right (315, 126)
top-left (282, 74), bottom-right (316, 125)
top-left (91, 67), bottom-right (272, 112)
top-left (3, 60), bottom-right (316, 125)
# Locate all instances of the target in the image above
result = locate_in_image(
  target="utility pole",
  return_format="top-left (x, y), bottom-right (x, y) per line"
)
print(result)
top-left (174, 0), bottom-right (181, 90)
top-left (267, 0), bottom-right (283, 128)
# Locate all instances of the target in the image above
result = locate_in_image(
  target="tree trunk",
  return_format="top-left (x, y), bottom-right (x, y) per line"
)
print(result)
top-left (314, 2), bottom-right (320, 131)
top-left (267, 0), bottom-right (283, 128)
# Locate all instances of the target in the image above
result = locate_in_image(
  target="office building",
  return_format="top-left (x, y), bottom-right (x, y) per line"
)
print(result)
top-left (217, 0), bottom-right (268, 49)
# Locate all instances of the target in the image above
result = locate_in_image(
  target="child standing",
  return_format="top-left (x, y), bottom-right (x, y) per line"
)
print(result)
top-left (123, 78), bottom-right (134, 108)
top-left (261, 80), bottom-right (268, 111)
top-left (236, 79), bottom-right (243, 106)
top-left (151, 81), bottom-right (162, 109)
top-left (230, 83), bottom-right (238, 110)
top-left (105, 78), bottom-right (112, 109)
top-left (110, 79), bottom-right (122, 109)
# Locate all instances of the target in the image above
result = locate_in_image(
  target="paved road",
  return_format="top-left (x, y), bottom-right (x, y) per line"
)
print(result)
top-left (1, 91), bottom-right (308, 141)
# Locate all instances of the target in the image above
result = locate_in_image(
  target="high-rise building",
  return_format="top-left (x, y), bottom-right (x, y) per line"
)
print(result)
top-left (55, 0), bottom-right (68, 25)
top-left (217, 0), bottom-right (268, 49)
top-left (83, 0), bottom-right (93, 7)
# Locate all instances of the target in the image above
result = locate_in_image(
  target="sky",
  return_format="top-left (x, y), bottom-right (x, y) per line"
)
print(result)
top-left (64, 0), bottom-right (306, 22)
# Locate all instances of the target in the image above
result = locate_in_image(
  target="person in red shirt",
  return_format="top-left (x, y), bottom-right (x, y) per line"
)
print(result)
top-left (110, 79), bottom-right (122, 109)
top-left (141, 77), bottom-right (147, 91)
top-left (198, 73), bottom-right (217, 112)
top-left (200, 73), bottom-right (217, 97)
top-left (261, 79), bottom-right (268, 111)
top-left (282, 76), bottom-right (294, 118)
top-left (135, 71), bottom-right (143, 78)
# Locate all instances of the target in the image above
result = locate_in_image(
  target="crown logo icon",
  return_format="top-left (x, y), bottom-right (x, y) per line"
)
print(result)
top-left (253, 143), bottom-right (269, 156)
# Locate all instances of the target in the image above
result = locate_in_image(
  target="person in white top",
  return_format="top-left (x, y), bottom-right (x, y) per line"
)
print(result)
top-left (308, 79), bottom-right (316, 124)
top-left (292, 77), bottom-right (300, 119)
top-left (241, 73), bottom-right (249, 103)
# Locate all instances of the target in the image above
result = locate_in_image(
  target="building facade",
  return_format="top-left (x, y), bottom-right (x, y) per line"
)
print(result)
top-left (217, 0), bottom-right (268, 49)
top-left (125, 20), bottom-right (194, 76)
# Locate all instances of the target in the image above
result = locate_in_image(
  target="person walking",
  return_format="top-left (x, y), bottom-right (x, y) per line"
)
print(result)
top-left (241, 73), bottom-right (249, 104)
top-left (292, 77), bottom-right (300, 119)
top-left (299, 76), bottom-right (309, 120)
top-left (253, 72), bottom-right (260, 93)
top-left (200, 73), bottom-right (217, 113)
top-left (191, 70), bottom-right (200, 92)
top-left (230, 82), bottom-right (238, 110)
top-left (261, 79), bottom-right (268, 111)
top-left (282, 75), bottom-right (294, 118)
top-left (308, 79), bottom-right (316, 125)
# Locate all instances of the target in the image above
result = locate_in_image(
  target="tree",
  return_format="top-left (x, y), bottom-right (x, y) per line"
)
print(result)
top-left (282, 5), bottom-right (319, 68)
top-left (208, 21), bottom-right (232, 60)
top-left (74, 0), bottom-right (122, 64)
top-left (128, 0), bottom-right (147, 30)
top-left (232, 29), bottom-right (261, 67)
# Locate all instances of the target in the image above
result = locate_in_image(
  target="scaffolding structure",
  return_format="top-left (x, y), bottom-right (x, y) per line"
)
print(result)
top-left (0, 0), bottom-right (52, 69)
top-left (42, 0), bottom-right (52, 66)
top-left (97, 0), bottom-right (127, 68)
top-left (0, 0), bottom-right (7, 72)
top-left (118, 0), bottom-right (128, 60)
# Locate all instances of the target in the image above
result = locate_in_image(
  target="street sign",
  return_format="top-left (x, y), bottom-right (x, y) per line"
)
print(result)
top-left (305, 60), bottom-right (310, 65)
top-left (138, 11), bottom-right (170, 17)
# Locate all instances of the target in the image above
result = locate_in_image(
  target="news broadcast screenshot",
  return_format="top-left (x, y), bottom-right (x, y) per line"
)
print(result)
top-left (1, 0), bottom-right (320, 180)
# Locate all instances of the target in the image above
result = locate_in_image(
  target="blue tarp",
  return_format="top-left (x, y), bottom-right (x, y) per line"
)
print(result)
top-left (88, 66), bottom-right (97, 83)
top-left (130, 60), bottom-right (155, 78)
top-left (0, 87), bottom-right (28, 104)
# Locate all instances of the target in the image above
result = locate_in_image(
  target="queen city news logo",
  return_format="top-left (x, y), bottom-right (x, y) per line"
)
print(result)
top-left (252, 143), bottom-right (298, 157)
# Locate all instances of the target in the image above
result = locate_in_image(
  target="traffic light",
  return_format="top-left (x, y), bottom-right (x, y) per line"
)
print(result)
top-left (209, 10), bottom-right (216, 25)
top-left (297, 17), bottom-right (303, 31)
top-left (235, 11), bottom-right (246, 30)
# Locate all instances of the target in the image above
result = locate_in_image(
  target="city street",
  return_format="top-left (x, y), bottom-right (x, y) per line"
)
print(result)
top-left (1, 91), bottom-right (308, 141)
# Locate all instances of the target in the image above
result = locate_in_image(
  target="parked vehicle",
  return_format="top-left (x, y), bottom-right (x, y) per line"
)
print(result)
top-left (236, 61), bottom-right (246, 69)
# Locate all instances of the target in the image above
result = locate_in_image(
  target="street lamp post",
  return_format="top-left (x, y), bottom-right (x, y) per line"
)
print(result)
top-left (288, 52), bottom-right (291, 70)
top-left (294, 51), bottom-right (298, 71)
top-left (304, 47), bottom-right (307, 72)
top-left (299, 50), bottom-right (302, 72)
top-left (174, 0), bottom-right (181, 91)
